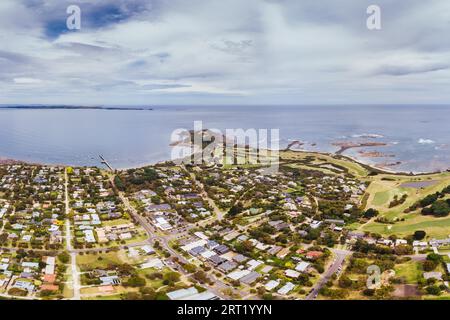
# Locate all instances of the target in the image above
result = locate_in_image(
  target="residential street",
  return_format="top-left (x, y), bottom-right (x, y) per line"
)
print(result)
top-left (305, 249), bottom-right (351, 300)
top-left (65, 169), bottom-right (81, 300)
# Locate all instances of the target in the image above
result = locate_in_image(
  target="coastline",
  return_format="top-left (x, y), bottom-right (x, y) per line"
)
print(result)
top-left (0, 106), bottom-right (153, 111)
top-left (1, 148), bottom-right (448, 177)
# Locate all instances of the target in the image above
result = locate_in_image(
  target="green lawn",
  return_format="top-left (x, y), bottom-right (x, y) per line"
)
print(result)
top-left (362, 214), bottom-right (450, 238)
top-left (394, 261), bottom-right (422, 284)
top-left (77, 251), bottom-right (129, 270)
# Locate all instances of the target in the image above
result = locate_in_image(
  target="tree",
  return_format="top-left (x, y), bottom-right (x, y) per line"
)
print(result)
top-left (139, 287), bottom-right (156, 300)
top-left (227, 204), bottom-right (243, 217)
top-left (413, 230), bottom-right (426, 241)
top-left (426, 285), bottom-right (441, 295)
top-left (58, 251), bottom-right (70, 264)
top-left (114, 176), bottom-right (125, 191)
top-left (0, 233), bottom-right (8, 245)
top-left (426, 253), bottom-right (443, 263)
top-left (193, 271), bottom-right (209, 283)
top-left (163, 272), bottom-right (181, 285)
top-left (183, 264), bottom-right (197, 273)
top-left (423, 260), bottom-right (437, 272)
top-left (362, 288), bottom-right (375, 296)
top-left (125, 275), bottom-right (146, 287)
top-left (363, 208), bottom-right (379, 219)
top-left (394, 245), bottom-right (413, 255)
top-left (338, 275), bottom-right (353, 288)
top-left (430, 200), bottom-right (450, 217)
top-left (122, 292), bottom-right (141, 300)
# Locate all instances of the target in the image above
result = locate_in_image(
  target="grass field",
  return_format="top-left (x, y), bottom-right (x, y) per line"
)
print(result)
top-left (358, 166), bottom-right (450, 238)
top-left (394, 261), bottom-right (422, 284)
top-left (361, 214), bottom-right (450, 238)
top-left (281, 151), bottom-right (370, 177)
top-left (77, 250), bottom-right (132, 270)
top-left (280, 150), bottom-right (450, 239)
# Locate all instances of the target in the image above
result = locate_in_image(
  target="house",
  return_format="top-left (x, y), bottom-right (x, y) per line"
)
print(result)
top-left (190, 246), bottom-right (206, 256)
top-left (261, 265), bottom-right (273, 274)
top-left (43, 274), bottom-right (56, 284)
top-left (200, 250), bottom-right (216, 259)
top-left (298, 230), bottom-right (308, 238)
top-left (100, 275), bottom-right (121, 286)
top-left (265, 280), bottom-right (280, 291)
top-left (239, 271), bottom-right (260, 285)
top-left (268, 246), bottom-right (282, 255)
top-left (429, 238), bottom-right (450, 247)
top-left (167, 287), bottom-right (219, 300)
top-left (277, 282), bottom-right (295, 295)
top-left (194, 231), bottom-right (208, 240)
top-left (141, 245), bottom-right (155, 255)
top-left (206, 240), bottom-right (219, 249)
top-left (208, 255), bottom-right (227, 266)
top-left (247, 259), bottom-right (263, 270)
top-left (83, 229), bottom-right (96, 243)
top-left (154, 217), bottom-right (172, 231)
top-left (285, 269), bottom-right (300, 278)
top-left (13, 280), bottom-right (35, 292)
top-left (217, 261), bottom-right (237, 273)
top-left (146, 204), bottom-right (172, 212)
top-left (413, 241), bottom-right (428, 248)
top-left (119, 232), bottom-right (132, 240)
top-left (214, 244), bottom-right (230, 255)
top-left (140, 258), bottom-right (164, 270)
top-left (96, 228), bottom-right (108, 243)
top-left (306, 251), bottom-right (323, 260)
top-left (423, 272), bottom-right (443, 281)
top-left (223, 231), bottom-right (239, 241)
top-left (236, 235), bottom-right (248, 242)
top-left (274, 222), bottom-right (290, 231)
top-left (276, 248), bottom-right (290, 259)
top-left (180, 291), bottom-right (220, 300)
top-left (295, 261), bottom-right (311, 273)
top-left (22, 262), bottom-right (39, 269)
top-left (232, 254), bottom-right (249, 264)
top-left (227, 269), bottom-right (251, 281)
top-left (41, 284), bottom-right (58, 291)
top-left (167, 287), bottom-right (199, 300)
top-left (45, 263), bottom-right (55, 275)
top-left (310, 221), bottom-right (322, 229)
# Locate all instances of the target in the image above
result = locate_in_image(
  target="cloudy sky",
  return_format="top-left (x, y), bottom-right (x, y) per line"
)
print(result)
top-left (1, 0), bottom-right (450, 106)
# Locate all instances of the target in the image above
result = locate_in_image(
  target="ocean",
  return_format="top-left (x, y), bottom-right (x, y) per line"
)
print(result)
top-left (0, 105), bottom-right (449, 173)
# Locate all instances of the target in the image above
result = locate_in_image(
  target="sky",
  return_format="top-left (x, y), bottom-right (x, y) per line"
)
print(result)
top-left (1, 0), bottom-right (450, 106)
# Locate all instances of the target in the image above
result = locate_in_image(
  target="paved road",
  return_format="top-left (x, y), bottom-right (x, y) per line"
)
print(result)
top-left (305, 249), bottom-right (351, 300)
top-left (65, 169), bottom-right (81, 300)
top-left (69, 252), bottom-right (81, 300)
top-left (406, 254), bottom-right (427, 262)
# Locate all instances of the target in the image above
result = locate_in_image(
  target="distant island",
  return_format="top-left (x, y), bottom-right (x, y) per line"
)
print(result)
top-left (0, 105), bottom-right (152, 111)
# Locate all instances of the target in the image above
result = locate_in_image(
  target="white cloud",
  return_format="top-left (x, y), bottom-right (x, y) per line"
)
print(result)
top-left (1, 0), bottom-right (450, 105)
top-left (13, 77), bottom-right (43, 84)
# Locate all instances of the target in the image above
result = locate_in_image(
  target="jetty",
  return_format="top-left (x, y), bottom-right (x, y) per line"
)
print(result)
top-left (99, 155), bottom-right (114, 171)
